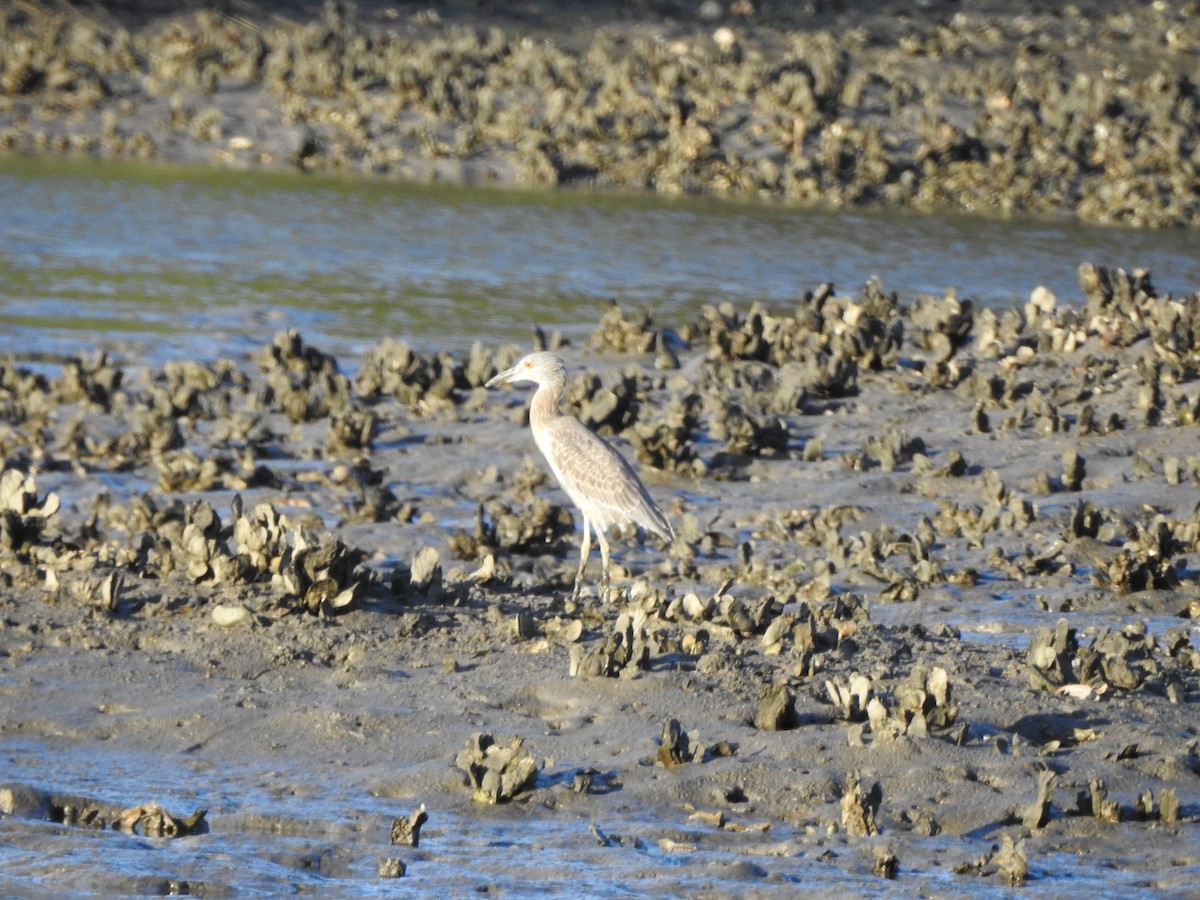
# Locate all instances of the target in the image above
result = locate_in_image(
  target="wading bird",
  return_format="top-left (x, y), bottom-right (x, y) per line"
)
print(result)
top-left (486, 352), bottom-right (673, 601)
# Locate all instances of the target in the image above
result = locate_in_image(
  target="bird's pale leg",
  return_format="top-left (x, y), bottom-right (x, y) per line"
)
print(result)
top-left (572, 518), bottom-right (592, 601)
top-left (596, 528), bottom-right (613, 604)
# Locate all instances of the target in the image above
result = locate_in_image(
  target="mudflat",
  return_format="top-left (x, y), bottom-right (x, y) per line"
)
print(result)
top-left (2, 272), bottom-right (1199, 893)
top-left (1, 1), bottom-right (1199, 894)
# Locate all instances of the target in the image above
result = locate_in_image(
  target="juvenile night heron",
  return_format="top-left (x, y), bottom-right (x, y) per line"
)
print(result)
top-left (486, 351), bottom-right (673, 601)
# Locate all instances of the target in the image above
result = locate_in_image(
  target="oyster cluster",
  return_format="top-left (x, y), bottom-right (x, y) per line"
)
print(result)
top-left (1028, 617), bottom-right (1195, 699)
top-left (568, 608), bottom-right (652, 679)
top-left (0, 330), bottom-right (476, 617)
top-left (827, 666), bottom-right (960, 747)
top-left (2, 3), bottom-right (1199, 226)
top-left (454, 733), bottom-right (539, 805)
top-left (0, 468), bottom-right (60, 553)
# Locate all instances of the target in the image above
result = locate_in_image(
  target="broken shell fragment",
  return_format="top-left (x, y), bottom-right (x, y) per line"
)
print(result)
top-left (211, 603), bottom-right (252, 626)
top-left (840, 770), bottom-right (881, 836)
top-left (656, 719), bottom-right (706, 767)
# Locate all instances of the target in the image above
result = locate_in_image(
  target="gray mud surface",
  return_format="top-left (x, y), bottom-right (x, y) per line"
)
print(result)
top-left (2, 270), bottom-right (1200, 893)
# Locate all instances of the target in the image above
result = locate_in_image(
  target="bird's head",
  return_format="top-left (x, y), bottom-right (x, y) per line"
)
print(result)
top-left (486, 351), bottom-right (566, 388)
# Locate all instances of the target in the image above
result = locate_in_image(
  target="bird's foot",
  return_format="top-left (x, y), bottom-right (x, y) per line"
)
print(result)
top-left (598, 574), bottom-right (612, 604)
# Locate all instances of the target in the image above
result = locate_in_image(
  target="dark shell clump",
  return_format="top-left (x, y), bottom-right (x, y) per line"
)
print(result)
top-left (2, 3), bottom-right (1199, 226)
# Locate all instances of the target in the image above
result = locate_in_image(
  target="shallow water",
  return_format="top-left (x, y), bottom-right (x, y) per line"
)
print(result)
top-left (3, 155), bottom-right (1199, 365)
top-left (3, 737), bottom-right (1187, 898)
top-left (0, 738), bottom-right (859, 897)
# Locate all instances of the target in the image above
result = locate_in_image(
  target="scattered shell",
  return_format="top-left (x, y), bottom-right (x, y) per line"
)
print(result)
top-left (1084, 778), bottom-right (1121, 823)
top-left (114, 802), bottom-right (209, 838)
top-left (2, 785), bottom-right (208, 838)
top-left (656, 719), bottom-right (706, 767)
top-left (408, 545), bottom-right (443, 600)
top-left (839, 770), bottom-right (881, 836)
top-left (1055, 682), bottom-right (1108, 701)
top-left (658, 838), bottom-right (697, 853)
top-left (378, 858), bottom-right (407, 878)
top-left (389, 804), bottom-right (428, 847)
top-left (211, 603), bottom-right (252, 626)
top-left (754, 683), bottom-right (797, 731)
top-left (1021, 769), bottom-right (1056, 830)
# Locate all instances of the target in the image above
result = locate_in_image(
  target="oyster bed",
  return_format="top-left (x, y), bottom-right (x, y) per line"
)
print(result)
top-left (1, 0), bottom-right (1198, 226)
top-left (2, 264), bottom-right (1200, 893)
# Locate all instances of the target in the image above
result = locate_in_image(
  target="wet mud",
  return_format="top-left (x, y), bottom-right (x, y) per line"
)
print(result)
top-left (2, 265), bottom-right (1200, 893)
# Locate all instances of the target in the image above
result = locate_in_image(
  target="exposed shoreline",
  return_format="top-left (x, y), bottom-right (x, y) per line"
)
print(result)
top-left (2, 266), bottom-right (1200, 891)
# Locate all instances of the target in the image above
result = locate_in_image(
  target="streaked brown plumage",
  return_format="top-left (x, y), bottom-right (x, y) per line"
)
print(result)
top-left (486, 352), bottom-right (672, 601)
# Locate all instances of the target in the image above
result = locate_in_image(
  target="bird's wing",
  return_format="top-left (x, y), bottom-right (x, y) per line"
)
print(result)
top-left (542, 418), bottom-right (672, 539)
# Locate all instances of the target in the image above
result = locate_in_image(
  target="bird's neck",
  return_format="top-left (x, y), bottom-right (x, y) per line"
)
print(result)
top-left (529, 379), bottom-right (564, 430)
